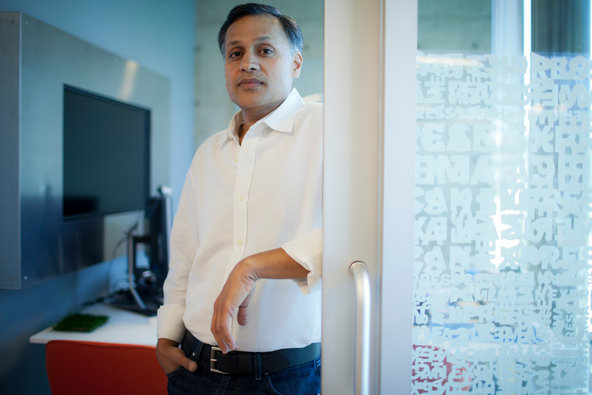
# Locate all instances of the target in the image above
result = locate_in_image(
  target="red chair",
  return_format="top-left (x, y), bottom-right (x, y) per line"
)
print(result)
top-left (46, 340), bottom-right (167, 395)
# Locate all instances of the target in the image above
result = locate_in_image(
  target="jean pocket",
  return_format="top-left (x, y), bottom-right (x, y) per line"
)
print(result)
top-left (166, 366), bottom-right (185, 379)
top-left (267, 359), bottom-right (321, 394)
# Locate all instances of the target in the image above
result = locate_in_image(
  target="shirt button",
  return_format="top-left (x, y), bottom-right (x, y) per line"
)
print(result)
top-left (236, 238), bottom-right (243, 246)
top-left (238, 193), bottom-right (245, 201)
top-left (233, 156), bottom-right (239, 164)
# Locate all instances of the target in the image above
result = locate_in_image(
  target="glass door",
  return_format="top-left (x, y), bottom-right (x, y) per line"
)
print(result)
top-left (323, 0), bottom-right (592, 393)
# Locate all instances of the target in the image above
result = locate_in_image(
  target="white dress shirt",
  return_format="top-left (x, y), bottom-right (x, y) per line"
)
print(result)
top-left (157, 89), bottom-right (322, 352)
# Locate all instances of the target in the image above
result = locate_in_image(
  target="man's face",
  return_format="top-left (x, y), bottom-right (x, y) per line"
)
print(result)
top-left (223, 14), bottom-right (302, 120)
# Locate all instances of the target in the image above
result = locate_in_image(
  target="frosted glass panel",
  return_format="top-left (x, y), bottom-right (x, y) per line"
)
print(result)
top-left (413, 50), bottom-right (591, 393)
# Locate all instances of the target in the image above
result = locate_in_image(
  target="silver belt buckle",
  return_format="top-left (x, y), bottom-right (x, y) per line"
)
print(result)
top-left (210, 346), bottom-right (229, 374)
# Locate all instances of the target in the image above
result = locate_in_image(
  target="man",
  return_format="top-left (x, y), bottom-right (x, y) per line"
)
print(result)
top-left (156, 3), bottom-right (322, 394)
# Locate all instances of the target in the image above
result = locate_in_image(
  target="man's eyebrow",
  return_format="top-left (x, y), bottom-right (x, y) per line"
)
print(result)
top-left (227, 35), bottom-right (273, 48)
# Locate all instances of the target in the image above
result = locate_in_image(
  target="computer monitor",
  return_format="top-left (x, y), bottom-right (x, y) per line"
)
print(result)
top-left (62, 84), bottom-right (150, 220)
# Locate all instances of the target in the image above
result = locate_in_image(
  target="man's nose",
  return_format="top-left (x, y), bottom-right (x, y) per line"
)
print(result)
top-left (240, 51), bottom-right (259, 71)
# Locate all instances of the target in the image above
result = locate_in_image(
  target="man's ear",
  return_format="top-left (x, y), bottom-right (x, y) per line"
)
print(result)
top-left (291, 52), bottom-right (303, 78)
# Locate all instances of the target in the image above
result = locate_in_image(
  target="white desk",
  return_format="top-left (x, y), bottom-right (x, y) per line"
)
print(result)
top-left (29, 303), bottom-right (158, 346)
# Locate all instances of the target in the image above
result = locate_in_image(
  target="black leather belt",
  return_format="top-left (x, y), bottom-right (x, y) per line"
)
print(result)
top-left (181, 330), bottom-right (321, 379)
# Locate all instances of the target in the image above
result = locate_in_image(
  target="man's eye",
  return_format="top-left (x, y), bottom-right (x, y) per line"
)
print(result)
top-left (260, 48), bottom-right (273, 55)
top-left (228, 51), bottom-right (242, 59)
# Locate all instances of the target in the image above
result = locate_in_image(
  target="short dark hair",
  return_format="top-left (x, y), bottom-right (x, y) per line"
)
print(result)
top-left (218, 3), bottom-right (303, 55)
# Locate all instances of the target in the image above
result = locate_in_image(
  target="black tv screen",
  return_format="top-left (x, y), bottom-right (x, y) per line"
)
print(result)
top-left (63, 85), bottom-right (150, 219)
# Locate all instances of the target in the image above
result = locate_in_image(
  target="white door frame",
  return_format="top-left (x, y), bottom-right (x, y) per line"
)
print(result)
top-left (322, 0), bottom-right (417, 394)
top-left (380, 0), bottom-right (417, 393)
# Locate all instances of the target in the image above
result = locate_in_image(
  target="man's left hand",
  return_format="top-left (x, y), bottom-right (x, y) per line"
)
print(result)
top-left (210, 248), bottom-right (309, 353)
top-left (211, 259), bottom-right (257, 353)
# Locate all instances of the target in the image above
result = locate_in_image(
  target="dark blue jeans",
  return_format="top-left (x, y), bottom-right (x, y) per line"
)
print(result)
top-left (167, 355), bottom-right (321, 395)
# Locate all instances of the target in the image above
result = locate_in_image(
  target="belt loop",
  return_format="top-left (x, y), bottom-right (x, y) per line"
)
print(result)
top-left (192, 340), bottom-right (204, 362)
top-left (180, 330), bottom-right (191, 353)
top-left (252, 353), bottom-right (262, 380)
top-left (182, 330), bottom-right (203, 362)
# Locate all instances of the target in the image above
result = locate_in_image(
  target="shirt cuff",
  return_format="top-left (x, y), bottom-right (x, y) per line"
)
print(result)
top-left (281, 228), bottom-right (322, 294)
top-left (156, 303), bottom-right (186, 343)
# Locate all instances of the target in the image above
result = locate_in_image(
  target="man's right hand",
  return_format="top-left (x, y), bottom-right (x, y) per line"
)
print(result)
top-left (156, 338), bottom-right (198, 375)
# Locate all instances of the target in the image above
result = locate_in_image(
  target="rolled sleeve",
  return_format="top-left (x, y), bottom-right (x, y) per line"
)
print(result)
top-left (281, 228), bottom-right (322, 294)
top-left (156, 304), bottom-right (186, 342)
top-left (157, 164), bottom-right (199, 343)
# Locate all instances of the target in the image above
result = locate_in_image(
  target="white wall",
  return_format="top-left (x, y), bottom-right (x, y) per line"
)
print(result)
top-left (0, 1), bottom-right (195, 393)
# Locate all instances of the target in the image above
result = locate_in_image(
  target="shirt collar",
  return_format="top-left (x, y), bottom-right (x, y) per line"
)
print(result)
top-left (221, 89), bottom-right (305, 146)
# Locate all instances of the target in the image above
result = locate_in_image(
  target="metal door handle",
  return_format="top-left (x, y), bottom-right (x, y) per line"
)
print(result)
top-left (349, 261), bottom-right (370, 395)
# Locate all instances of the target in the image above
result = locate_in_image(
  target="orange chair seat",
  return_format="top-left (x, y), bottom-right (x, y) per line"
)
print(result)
top-left (46, 340), bottom-right (167, 395)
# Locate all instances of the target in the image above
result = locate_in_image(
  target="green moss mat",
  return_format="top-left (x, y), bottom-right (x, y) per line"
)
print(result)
top-left (53, 313), bottom-right (109, 332)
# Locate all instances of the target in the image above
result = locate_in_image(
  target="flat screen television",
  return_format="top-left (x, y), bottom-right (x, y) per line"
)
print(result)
top-left (63, 85), bottom-right (151, 220)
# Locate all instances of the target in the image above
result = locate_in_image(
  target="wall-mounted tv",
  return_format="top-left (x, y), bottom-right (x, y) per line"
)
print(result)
top-left (1, 12), bottom-right (170, 289)
top-left (63, 85), bottom-right (151, 219)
